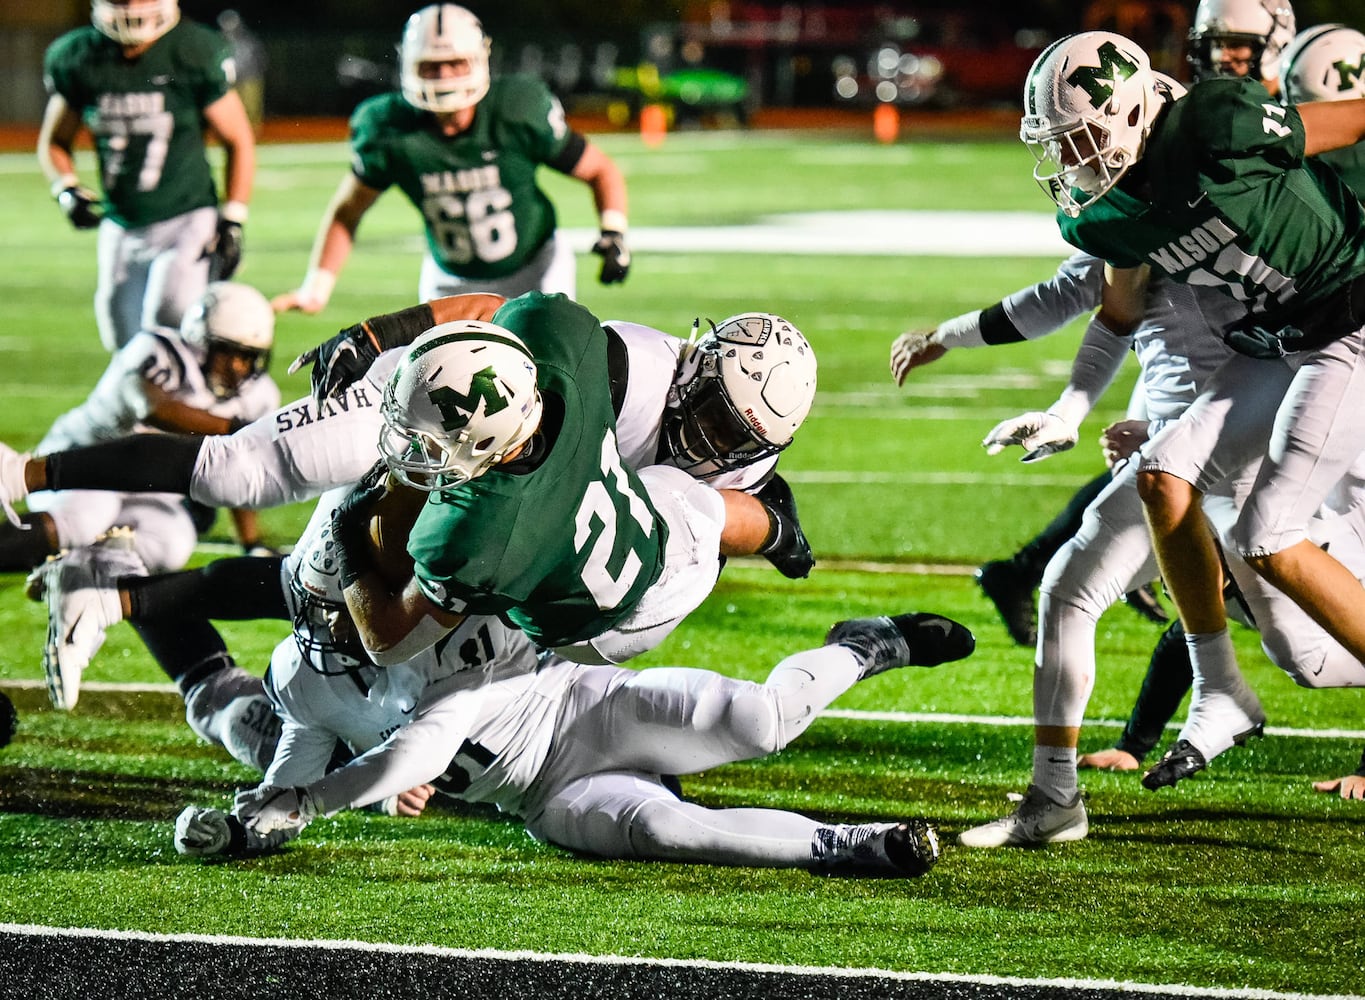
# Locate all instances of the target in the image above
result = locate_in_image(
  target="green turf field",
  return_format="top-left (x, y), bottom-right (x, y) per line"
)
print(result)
top-left (0, 130), bottom-right (1361, 994)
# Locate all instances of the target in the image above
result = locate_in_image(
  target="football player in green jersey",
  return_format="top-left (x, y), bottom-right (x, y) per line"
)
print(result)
top-left (272, 4), bottom-right (630, 317)
top-left (966, 29), bottom-right (1365, 834)
top-left (329, 293), bottom-right (816, 669)
top-left (37, 0), bottom-right (256, 353)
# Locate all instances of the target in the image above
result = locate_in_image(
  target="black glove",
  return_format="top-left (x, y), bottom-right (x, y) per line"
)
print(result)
top-left (56, 185), bottom-right (102, 230)
top-left (592, 230), bottom-right (631, 284)
top-left (331, 461), bottom-right (389, 589)
top-left (288, 302), bottom-right (436, 407)
top-left (292, 323), bottom-right (381, 408)
top-left (207, 217), bottom-right (245, 281)
top-left (755, 474), bottom-right (814, 580)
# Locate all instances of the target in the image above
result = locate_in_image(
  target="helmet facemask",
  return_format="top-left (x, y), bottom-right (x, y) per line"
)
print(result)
top-left (290, 525), bottom-right (376, 682)
top-left (1021, 33), bottom-right (1158, 218)
top-left (91, 0), bottom-right (179, 46)
top-left (179, 282), bottom-right (274, 400)
top-left (660, 314), bottom-right (816, 480)
top-left (378, 322), bottom-right (543, 493)
top-left (400, 4), bottom-right (491, 113)
top-left (1187, 0), bottom-right (1296, 83)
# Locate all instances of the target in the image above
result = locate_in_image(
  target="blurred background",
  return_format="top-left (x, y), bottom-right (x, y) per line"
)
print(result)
top-left (3, 0), bottom-right (1361, 132)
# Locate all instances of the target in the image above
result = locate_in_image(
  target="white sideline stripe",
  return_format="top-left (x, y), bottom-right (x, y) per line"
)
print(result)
top-left (0, 923), bottom-right (1353, 1000)
top-left (6, 679), bottom-right (1360, 741)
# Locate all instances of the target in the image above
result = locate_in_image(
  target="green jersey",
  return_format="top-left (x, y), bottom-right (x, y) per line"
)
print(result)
top-left (408, 292), bottom-right (667, 648)
top-left (1061, 77), bottom-right (1365, 348)
top-left (43, 21), bottom-right (233, 229)
top-left (349, 76), bottom-right (574, 280)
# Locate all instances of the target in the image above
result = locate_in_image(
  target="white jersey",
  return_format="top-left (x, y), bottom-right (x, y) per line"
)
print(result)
top-left (191, 323), bottom-right (773, 510)
top-left (38, 328), bottom-right (280, 455)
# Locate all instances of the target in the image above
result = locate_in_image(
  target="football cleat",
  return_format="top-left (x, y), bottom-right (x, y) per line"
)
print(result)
top-left (825, 612), bottom-right (975, 679)
top-left (1142, 719), bottom-right (1265, 791)
top-left (184, 665), bottom-right (282, 772)
top-left (1122, 582), bottom-right (1170, 625)
top-left (975, 559), bottom-right (1038, 647)
top-left (813, 819), bottom-right (941, 877)
top-left (957, 784), bottom-right (1088, 848)
top-left (37, 527), bottom-right (144, 710)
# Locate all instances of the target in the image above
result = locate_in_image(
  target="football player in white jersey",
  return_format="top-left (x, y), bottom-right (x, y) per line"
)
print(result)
top-left (13, 295), bottom-right (844, 757)
top-left (171, 483), bottom-right (962, 876)
top-left (0, 281), bottom-right (279, 578)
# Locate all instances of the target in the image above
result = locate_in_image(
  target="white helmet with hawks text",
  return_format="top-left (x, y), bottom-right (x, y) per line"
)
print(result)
top-left (379, 321), bottom-right (543, 491)
top-left (1279, 24), bottom-right (1365, 103)
top-left (179, 281), bottom-right (274, 399)
top-left (660, 313), bottom-right (817, 480)
top-left (1187, 0), bottom-right (1296, 84)
top-left (92, 0), bottom-right (179, 46)
top-left (400, 4), bottom-right (491, 113)
top-left (1021, 31), bottom-right (1161, 218)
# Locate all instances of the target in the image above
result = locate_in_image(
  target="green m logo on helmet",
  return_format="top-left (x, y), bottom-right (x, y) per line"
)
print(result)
top-left (1065, 41), bottom-right (1140, 109)
top-left (427, 366), bottom-right (510, 431)
top-left (1333, 54), bottom-right (1365, 93)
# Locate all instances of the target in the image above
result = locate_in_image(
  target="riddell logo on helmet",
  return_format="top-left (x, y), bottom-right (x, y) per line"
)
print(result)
top-left (743, 407), bottom-right (768, 435)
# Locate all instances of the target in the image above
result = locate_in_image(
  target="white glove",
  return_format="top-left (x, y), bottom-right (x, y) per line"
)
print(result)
top-left (175, 806), bottom-right (235, 856)
top-left (982, 411), bottom-right (1078, 463)
top-left (234, 784), bottom-right (318, 835)
top-left (889, 329), bottom-right (947, 386)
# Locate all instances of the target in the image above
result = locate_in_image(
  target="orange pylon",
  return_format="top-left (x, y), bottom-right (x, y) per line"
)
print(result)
top-left (874, 103), bottom-right (899, 144)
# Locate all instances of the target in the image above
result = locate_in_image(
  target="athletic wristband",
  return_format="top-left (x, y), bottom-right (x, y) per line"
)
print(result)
top-left (51, 173), bottom-right (81, 198)
top-left (1046, 391), bottom-right (1090, 430)
top-left (300, 268), bottom-right (337, 306)
top-left (933, 309), bottom-right (986, 349)
top-left (364, 302), bottom-right (438, 352)
top-left (220, 200), bottom-right (249, 224)
top-left (599, 209), bottom-right (628, 234)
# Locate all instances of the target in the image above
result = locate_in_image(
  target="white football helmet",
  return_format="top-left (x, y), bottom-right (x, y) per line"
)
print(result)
top-left (290, 520), bottom-right (372, 676)
top-left (1187, 0), bottom-right (1296, 84)
top-left (91, 0), bottom-right (179, 46)
top-left (660, 313), bottom-right (817, 480)
top-left (178, 282), bottom-right (274, 399)
top-left (1020, 32), bottom-right (1161, 218)
top-left (399, 4), bottom-right (491, 113)
top-left (379, 321), bottom-right (542, 492)
top-left (1279, 24), bottom-right (1365, 103)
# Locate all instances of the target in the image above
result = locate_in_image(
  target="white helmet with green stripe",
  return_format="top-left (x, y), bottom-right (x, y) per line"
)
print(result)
top-left (1279, 24), bottom-right (1365, 103)
top-left (1020, 31), bottom-right (1161, 218)
top-left (379, 321), bottom-right (543, 491)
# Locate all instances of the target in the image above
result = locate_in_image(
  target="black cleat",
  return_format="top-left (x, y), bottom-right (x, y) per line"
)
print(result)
top-left (813, 819), bottom-right (941, 877)
top-left (1122, 582), bottom-right (1170, 625)
top-left (975, 559), bottom-right (1038, 647)
top-left (883, 819), bottom-right (941, 877)
top-left (1142, 739), bottom-right (1206, 790)
top-left (756, 474), bottom-right (814, 580)
top-left (825, 612), bottom-right (975, 678)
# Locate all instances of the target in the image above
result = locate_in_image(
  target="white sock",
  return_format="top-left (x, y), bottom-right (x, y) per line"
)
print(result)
top-left (1184, 627), bottom-right (1239, 688)
top-left (1033, 744), bottom-right (1078, 805)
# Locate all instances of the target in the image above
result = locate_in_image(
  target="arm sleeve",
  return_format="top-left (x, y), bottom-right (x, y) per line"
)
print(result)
top-left (1047, 315), bottom-right (1135, 428)
top-left (999, 253), bottom-right (1105, 340)
top-left (302, 688), bottom-right (487, 815)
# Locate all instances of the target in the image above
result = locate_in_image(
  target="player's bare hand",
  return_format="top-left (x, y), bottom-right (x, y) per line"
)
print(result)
top-left (1313, 774), bottom-right (1365, 800)
top-left (393, 784), bottom-right (436, 817)
top-left (1101, 419), bottom-right (1150, 469)
top-left (1078, 748), bottom-right (1141, 771)
top-left (271, 289), bottom-right (326, 315)
top-left (890, 330), bottom-right (946, 386)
